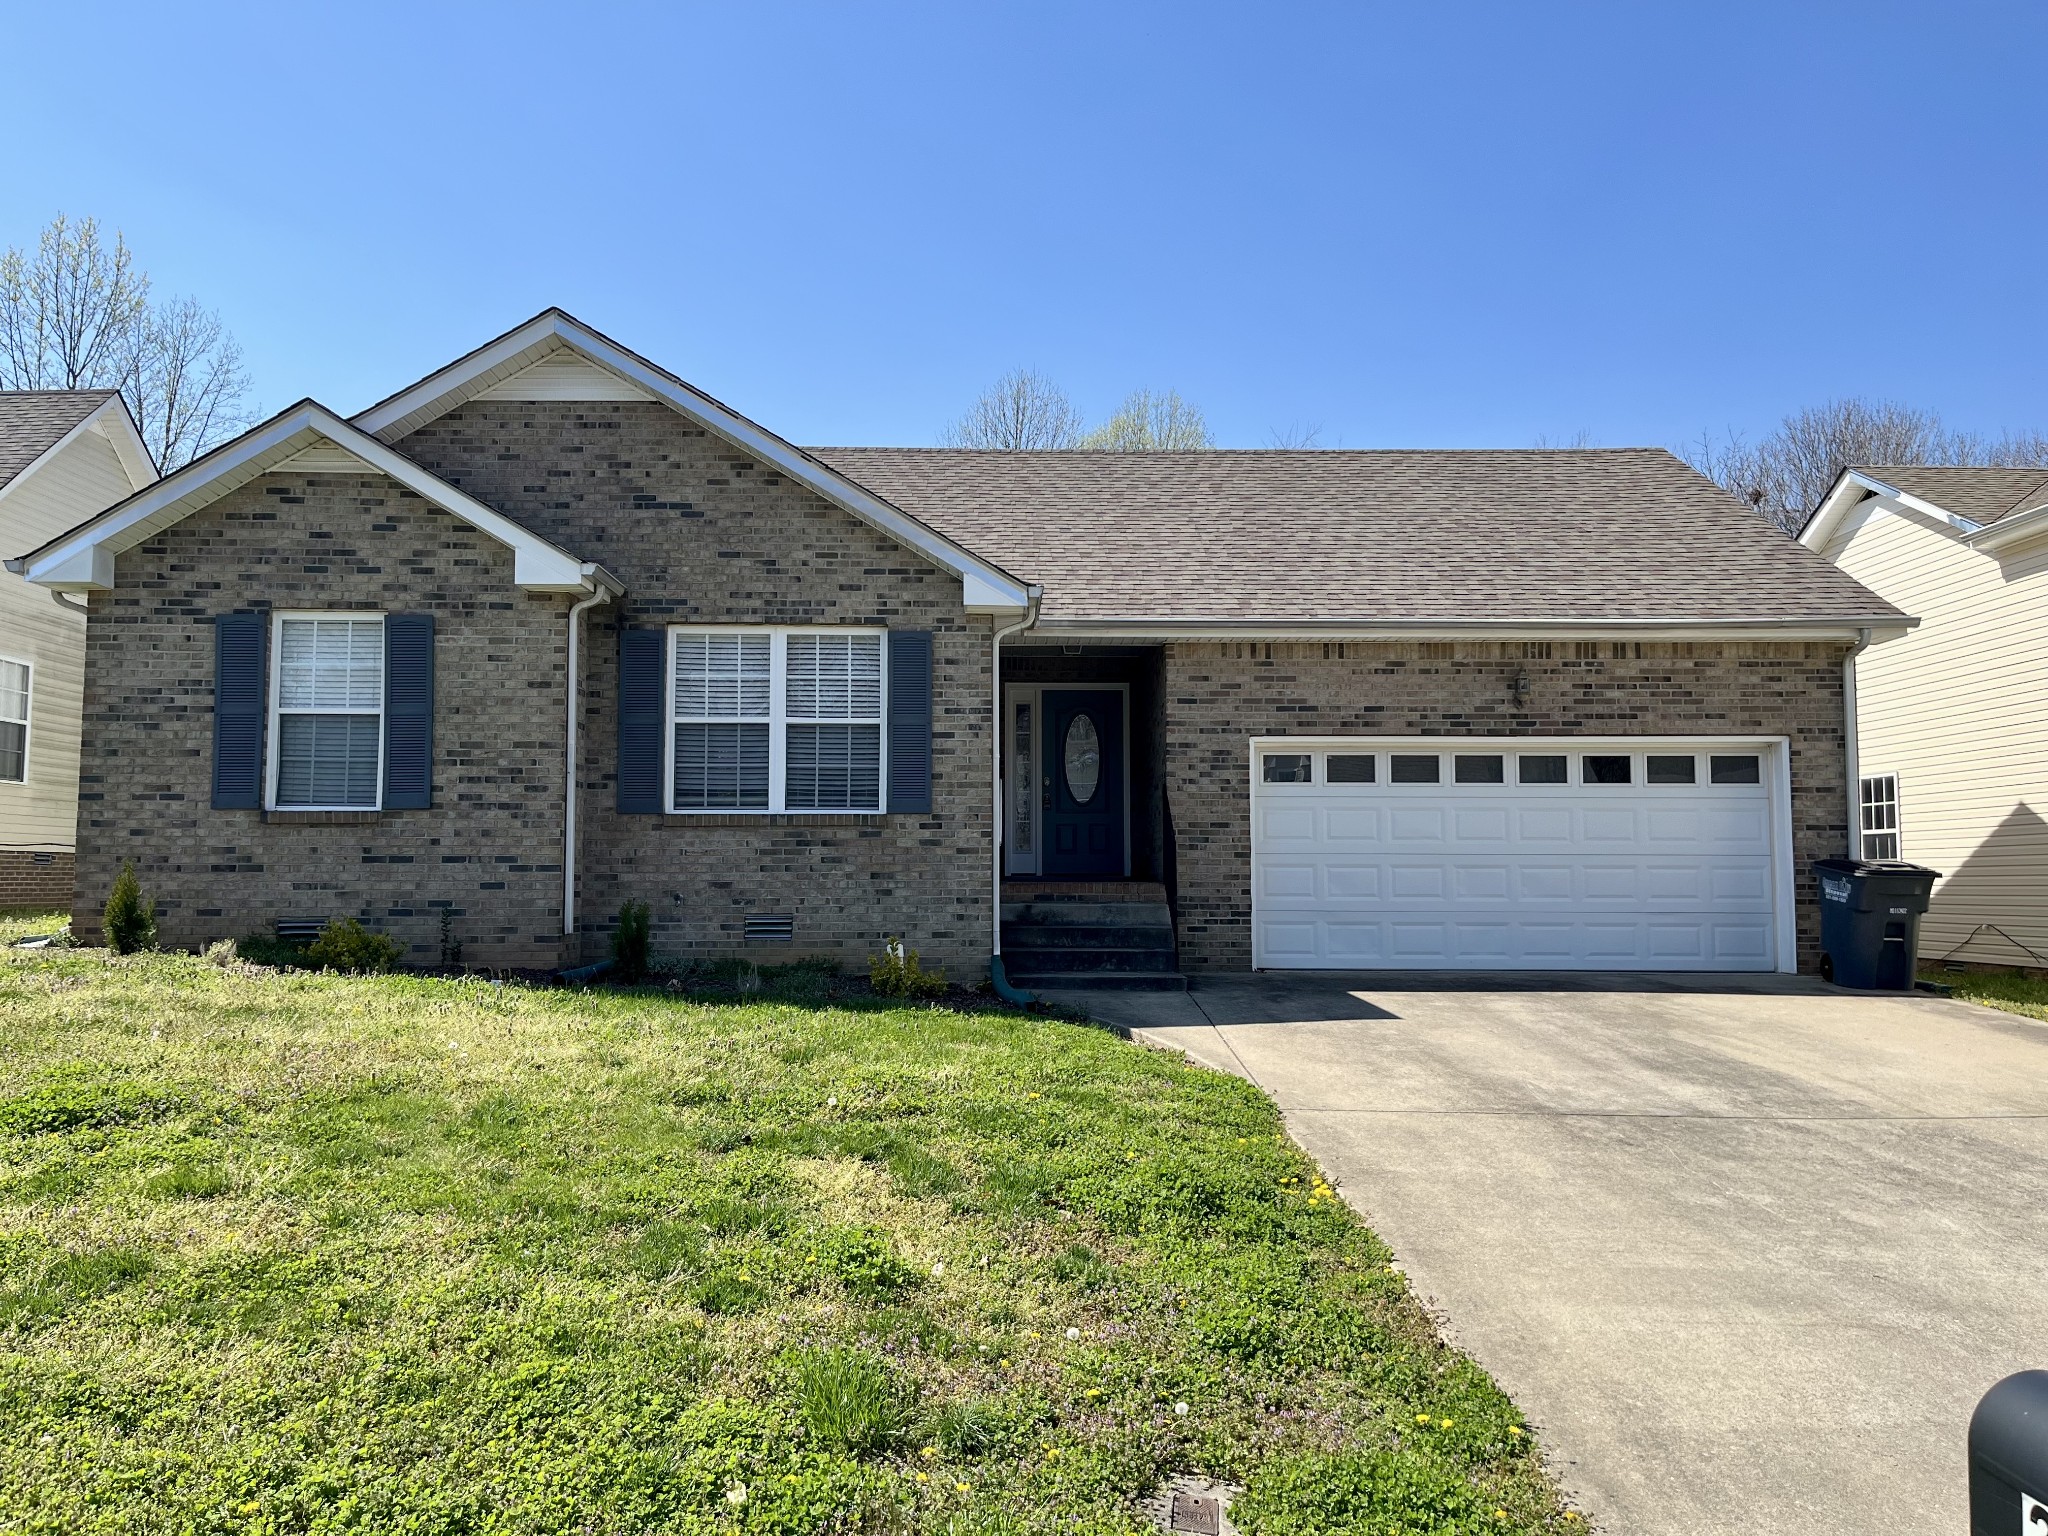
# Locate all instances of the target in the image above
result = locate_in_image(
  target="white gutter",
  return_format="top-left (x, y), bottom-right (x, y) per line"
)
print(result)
top-left (1843, 626), bottom-right (1873, 858)
top-left (990, 587), bottom-right (1043, 960)
top-left (562, 568), bottom-right (624, 940)
top-left (1022, 616), bottom-right (1916, 642)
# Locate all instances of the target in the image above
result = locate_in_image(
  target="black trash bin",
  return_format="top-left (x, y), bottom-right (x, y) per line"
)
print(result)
top-left (1970, 1370), bottom-right (2048, 1534)
top-left (1813, 857), bottom-right (1941, 989)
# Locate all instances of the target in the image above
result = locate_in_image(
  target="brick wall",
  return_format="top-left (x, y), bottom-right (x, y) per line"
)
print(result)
top-left (76, 474), bottom-right (576, 967)
top-left (0, 851), bottom-right (74, 910)
top-left (397, 403), bottom-right (995, 979)
top-left (1163, 639), bottom-right (1850, 971)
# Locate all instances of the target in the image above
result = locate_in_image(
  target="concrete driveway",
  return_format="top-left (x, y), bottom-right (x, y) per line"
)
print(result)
top-left (1051, 973), bottom-right (2048, 1535)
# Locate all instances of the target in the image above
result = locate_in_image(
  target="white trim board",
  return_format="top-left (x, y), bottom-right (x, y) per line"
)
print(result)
top-left (8, 400), bottom-right (612, 595)
top-left (350, 310), bottom-right (1033, 615)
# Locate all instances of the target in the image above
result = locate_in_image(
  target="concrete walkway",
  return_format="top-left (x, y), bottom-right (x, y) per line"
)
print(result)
top-left (1042, 972), bottom-right (2048, 1535)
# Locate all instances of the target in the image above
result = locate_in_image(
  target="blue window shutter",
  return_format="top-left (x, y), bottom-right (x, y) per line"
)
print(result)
top-left (618, 627), bottom-right (665, 813)
top-left (887, 629), bottom-right (933, 814)
top-left (383, 613), bottom-right (434, 809)
top-left (211, 613), bottom-right (266, 809)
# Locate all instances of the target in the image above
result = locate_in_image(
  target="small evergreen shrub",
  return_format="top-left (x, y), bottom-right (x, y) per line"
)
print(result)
top-left (101, 863), bottom-right (155, 955)
top-left (868, 937), bottom-right (946, 1000)
top-left (611, 901), bottom-right (651, 979)
top-left (303, 918), bottom-right (403, 974)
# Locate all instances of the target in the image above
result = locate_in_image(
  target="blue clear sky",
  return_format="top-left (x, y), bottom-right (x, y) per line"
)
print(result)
top-left (3, 1), bottom-right (2041, 450)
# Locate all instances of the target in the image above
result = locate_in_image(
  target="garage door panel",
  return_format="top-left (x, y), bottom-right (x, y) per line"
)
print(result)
top-left (1253, 739), bottom-right (1781, 971)
top-left (1390, 864), bottom-right (1446, 899)
top-left (1453, 807), bottom-right (1510, 842)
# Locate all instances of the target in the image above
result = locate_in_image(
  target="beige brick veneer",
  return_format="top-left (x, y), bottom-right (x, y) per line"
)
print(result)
top-left (1162, 639), bottom-right (1850, 972)
top-left (398, 402), bottom-right (994, 977)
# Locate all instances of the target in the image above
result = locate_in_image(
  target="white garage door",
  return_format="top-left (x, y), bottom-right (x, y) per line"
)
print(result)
top-left (1251, 738), bottom-right (1790, 972)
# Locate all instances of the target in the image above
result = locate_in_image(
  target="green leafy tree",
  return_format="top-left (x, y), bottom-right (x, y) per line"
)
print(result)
top-left (1078, 387), bottom-right (1214, 451)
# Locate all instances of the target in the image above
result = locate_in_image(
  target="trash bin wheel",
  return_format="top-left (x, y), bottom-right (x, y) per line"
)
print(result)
top-left (1819, 952), bottom-right (1835, 983)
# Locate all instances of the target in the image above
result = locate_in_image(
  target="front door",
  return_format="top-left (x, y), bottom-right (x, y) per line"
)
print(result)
top-left (1041, 689), bottom-right (1125, 877)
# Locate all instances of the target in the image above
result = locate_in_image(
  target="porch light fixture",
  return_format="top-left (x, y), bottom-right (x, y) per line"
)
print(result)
top-left (1512, 668), bottom-right (1531, 704)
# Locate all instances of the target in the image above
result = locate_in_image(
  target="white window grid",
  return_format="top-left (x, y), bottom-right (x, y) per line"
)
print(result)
top-left (666, 627), bottom-right (887, 814)
top-left (0, 657), bottom-right (29, 784)
top-left (267, 613), bottom-right (386, 810)
top-left (1859, 773), bottom-right (1901, 860)
top-left (1255, 747), bottom-right (1767, 789)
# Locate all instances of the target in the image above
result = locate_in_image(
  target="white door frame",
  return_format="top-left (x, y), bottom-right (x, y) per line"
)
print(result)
top-left (1247, 733), bottom-right (1797, 973)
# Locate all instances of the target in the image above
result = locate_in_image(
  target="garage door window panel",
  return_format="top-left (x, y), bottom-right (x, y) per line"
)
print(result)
top-left (1711, 754), bottom-right (1761, 785)
top-left (1454, 753), bottom-right (1505, 784)
top-left (1647, 755), bottom-right (1697, 785)
top-left (1518, 754), bottom-right (1569, 785)
top-left (1262, 753), bottom-right (1312, 784)
top-left (1390, 754), bottom-right (1440, 784)
top-left (1327, 753), bottom-right (1376, 783)
top-left (1583, 754), bottom-right (1632, 785)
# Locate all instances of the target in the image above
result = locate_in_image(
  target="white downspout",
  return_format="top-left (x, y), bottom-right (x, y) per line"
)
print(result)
top-left (991, 586), bottom-right (1043, 961)
top-left (1843, 626), bottom-right (1873, 859)
top-left (563, 580), bottom-right (617, 941)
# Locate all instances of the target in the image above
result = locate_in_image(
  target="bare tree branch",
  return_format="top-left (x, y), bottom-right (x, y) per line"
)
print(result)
top-left (0, 214), bottom-right (254, 468)
top-left (1680, 399), bottom-right (2048, 535)
top-left (942, 368), bottom-right (1085, 449)
top-left (1265, 421), bottom-right (1325, 449)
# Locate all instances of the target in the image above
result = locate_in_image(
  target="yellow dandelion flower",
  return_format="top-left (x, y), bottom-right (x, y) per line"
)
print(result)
top-left (1508, 1425), bottom-right (1523, 1437)
top-left (955, 1481), bottom-right (971, 1493)
top-left (916, 1471), bottom-right (929, 1482)
top-left (1439, 1418), bottom-right (1454, 1428)
top-left (921, 1445), bottom-right (938, 1458)
top-left (1416, 1413), bottom-right (1430, 1424)
top-left (1084, 1388), bottom-right (1102, 1398)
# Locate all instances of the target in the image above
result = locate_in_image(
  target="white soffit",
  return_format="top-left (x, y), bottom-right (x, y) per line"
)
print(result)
top-left (352, 310), bottom-right (1033, 611)
top-left (474, 351), bottom-right (654, 403)
top-left (0, 394), bottom-right (157, 510)
top-left (11, 401), bottom-right (600, 594)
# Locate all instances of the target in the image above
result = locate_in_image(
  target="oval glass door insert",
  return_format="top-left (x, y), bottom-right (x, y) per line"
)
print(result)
top-left (1063, 713), bottom-right (1101, 804)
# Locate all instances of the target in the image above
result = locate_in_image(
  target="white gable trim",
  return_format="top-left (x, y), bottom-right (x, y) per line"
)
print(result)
top-left (0, 394), bottom-right (156, 511)
top-left (352, 310), bottom-right (1032, 613)
top-left (9, 400), bottom-right (607, 595)
top-left (1802, 467), bottom-right (2048, 561)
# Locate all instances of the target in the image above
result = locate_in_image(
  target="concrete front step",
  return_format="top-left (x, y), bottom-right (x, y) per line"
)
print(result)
top-left (1000, 946), bottom-right (1179, 974)
top-left (1007, 969), bottom-right (1189, 992)
top-left (1001, 900), bottom-right (1173, 927)
top-left (1001, 924), bottom-right (1176, 950)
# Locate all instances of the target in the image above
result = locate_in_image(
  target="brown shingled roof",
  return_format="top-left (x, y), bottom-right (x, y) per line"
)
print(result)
top-left (1851, 465), bottom-right (2048, 527)
top-left (809, 446), bottom-right (1901, 627)
top-left (0, 390), bottom-right (120, 492)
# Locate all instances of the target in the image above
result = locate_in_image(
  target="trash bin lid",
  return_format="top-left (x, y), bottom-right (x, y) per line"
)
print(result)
top-left (1970, 1369), bottom-right (2048, 1486)
top-left (1813, 857), bottom-right (1943, 879)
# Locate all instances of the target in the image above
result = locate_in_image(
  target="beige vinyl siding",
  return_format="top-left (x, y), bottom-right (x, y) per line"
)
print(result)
top-left (1832, 501), bottom-right (2048, 965)
top-left (1, 425), bottom-right (137, 550)
top-left (0, 425), bottom-right (148, 854)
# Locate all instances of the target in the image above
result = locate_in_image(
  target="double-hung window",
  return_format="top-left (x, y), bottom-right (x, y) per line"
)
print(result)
top-left (0, 660), bottom-right (28, 782)
top-left (1859, 773), bottom-right (1901, 860)
top-left (0, 659), bottom-right (27, 782)
top-left (272, 615), bottom-right (384, 809)
top-left (670, 628), bottom-right (884, 812)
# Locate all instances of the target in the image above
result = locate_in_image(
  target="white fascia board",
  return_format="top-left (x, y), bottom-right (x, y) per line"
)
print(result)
top-left (0, 395), bottom-right (157, 515)
top-left (1025, 616), bottom-right (1918, 641)
top-left (1965, 501), bottom-right (2048, 553)
top-left (352, 310), bottom-right (1033, 611)
top-left (1801, 470), bottom-right (1982, 553)
top-left (13, 401), bottom-right (598, 594)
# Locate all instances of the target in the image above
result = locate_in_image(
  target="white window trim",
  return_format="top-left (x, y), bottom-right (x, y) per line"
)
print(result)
top-left (1859, 771), bottom-right (1902, 860)
top-left (266, 611), bottom-right (387, 812)
top-left (0, 653), bottom-right (30, 786)
top-left (664, 625), bottom-right (889, 815)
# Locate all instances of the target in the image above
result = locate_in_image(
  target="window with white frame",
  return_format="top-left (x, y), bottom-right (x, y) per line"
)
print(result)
top-left (0, 660), bottom-right (28, 782)
top-left (1859, 773), bottom-right (1901, 860)
top-left (670, 628), bottom-right (884, 812)
top-left (272, 616), bottom-right (384, 808)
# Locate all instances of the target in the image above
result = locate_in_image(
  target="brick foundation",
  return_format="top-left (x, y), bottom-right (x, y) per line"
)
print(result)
top-left (0, 851), bottom-right (74, 910)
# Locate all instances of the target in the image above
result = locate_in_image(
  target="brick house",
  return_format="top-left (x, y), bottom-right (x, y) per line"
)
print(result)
top-left (12, 312), bottom-right (1908, 984)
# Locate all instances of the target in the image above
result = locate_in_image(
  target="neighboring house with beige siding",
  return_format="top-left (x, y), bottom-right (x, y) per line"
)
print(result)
top-left (0, 393), bottom-right (155, 907)
top-left (1804, 464), bottom-right (2048, 967)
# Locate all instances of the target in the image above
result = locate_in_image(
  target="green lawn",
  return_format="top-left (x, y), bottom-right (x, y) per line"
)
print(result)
top-left (1922, 965), bottom-right (2048, 1024)
top-left (0, 913), bottom-right (1572, 1534)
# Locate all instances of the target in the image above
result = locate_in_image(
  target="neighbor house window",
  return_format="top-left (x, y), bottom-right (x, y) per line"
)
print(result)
top-left (670, 628), bottom-right (884, 812)
top-left (1860, 773), bottom-right (1901, 860)
top-left (0, 660), bottom-right (27, 782)
top-left (271, 616), bottom-right (383, 808)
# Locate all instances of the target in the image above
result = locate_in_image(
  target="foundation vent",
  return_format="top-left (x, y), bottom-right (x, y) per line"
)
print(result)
top-left (275, 917), bottom-right (328, 942)
top-left (743, 913), bottom-right (794, 946)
